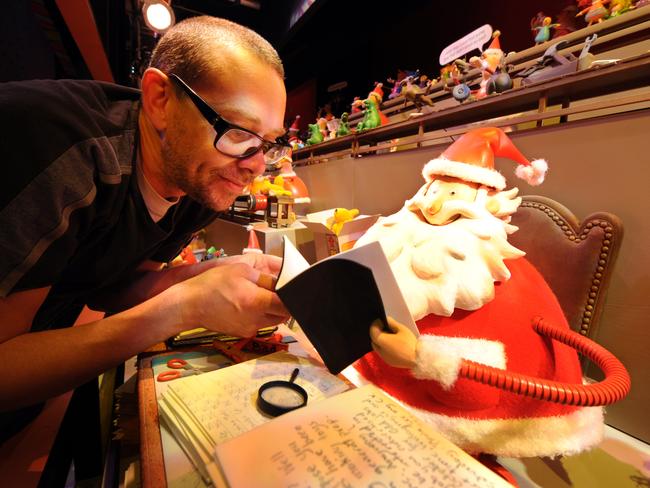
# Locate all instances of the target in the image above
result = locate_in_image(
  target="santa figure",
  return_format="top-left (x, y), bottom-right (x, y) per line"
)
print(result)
top-left (470, 31), bottom-right (508, 99)
top-left (347, 128), bottom-right (610, 466)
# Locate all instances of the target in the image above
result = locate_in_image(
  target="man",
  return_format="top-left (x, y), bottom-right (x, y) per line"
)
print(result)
top-left (0, 16), bottom-right (288, 428)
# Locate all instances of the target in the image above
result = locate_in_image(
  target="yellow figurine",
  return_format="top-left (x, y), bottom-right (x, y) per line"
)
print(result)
top-left (329, 207), bottom-right (359, 235)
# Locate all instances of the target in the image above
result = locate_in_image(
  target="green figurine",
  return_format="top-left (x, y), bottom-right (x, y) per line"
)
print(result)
top-left (336, 112), bottom-right (351, 137)
top-left (306, 123), bottom-right (324, 145)
top-left (356, 98), bottom-right (381, 132)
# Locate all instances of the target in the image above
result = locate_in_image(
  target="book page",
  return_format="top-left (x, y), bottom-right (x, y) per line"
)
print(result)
top-left (278, 236), bottom-right (417, 335)
top-left (160, 351), bottom-right (349, 447)
top-left (276, 236), bottom-right (310, 288)
top-left (216, 385), bottom-right (511, 488)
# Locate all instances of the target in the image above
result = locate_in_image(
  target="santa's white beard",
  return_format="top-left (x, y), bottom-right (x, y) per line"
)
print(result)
top-left (355, 203), bottom-right (525, 320)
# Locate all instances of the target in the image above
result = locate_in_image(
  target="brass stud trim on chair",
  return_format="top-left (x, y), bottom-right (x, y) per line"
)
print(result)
top-left (519, 201), bottom-right (615, 337)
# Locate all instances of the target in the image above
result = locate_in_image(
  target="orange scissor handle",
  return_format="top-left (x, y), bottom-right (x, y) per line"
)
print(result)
top-left (157, 370), bottom-right (182, 382)
top-left (167, 358), bottom-right (188, 369)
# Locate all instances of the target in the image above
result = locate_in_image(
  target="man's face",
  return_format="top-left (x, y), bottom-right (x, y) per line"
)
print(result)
top-left (160, 56), bottom-right (287, 211)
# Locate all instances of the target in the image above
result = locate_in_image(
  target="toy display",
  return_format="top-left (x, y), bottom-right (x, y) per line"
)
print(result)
top-left (530, 11), bottom-right (548, 40)
top-left (441, 60), bottom-right (473, 102)
top-left (326, 117), bottom-right (340, 140)
top-left (577, 0), bottom-right (610, 25)
top-left (327, 207), bottom-right (359, 235)
top-left (242, 228), bottom-right (262, 254)
top-left (399, 74), bottom-right (435, 112)
top-left (532, 16), bottom-right (561, 44)
top-left (468, 30), bottom-right (512, 100)
top-left (356, 97), bottom-right (382, 132)
top-left (520, 34), bottom-right (597, 85)
top-left (336, 112), bottom-right (351, 136)
top-left (609, 0), bottom-right (635, 16)
top-left (305, 123), bottom-right (324, 145)
top-left (347, 127), bottom-right (630, 465)
top-left (316, 115), bottom-right (329, 139)
top-left (287, 115), bottom-right (304, 150)
top-left (350, 96), bottom-right (364, 114)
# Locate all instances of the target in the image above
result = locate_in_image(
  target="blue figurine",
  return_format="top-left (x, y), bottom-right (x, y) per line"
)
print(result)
top-left (533, 17), bottom-right (560, 45)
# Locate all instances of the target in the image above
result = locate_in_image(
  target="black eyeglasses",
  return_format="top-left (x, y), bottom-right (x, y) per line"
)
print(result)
top-left (169, 73), bottom-right (291, 164)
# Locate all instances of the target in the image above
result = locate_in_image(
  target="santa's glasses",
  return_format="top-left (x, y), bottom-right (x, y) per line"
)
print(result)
top-left (169, 73), bottom-right (291, 164)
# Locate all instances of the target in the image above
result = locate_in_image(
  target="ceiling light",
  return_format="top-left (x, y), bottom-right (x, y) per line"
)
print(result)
top-left (142, 1), bottom-right (175, 34)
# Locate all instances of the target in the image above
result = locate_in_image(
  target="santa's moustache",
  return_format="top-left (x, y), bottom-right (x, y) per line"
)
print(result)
top-left (357, 199), bottom-right (525, 320)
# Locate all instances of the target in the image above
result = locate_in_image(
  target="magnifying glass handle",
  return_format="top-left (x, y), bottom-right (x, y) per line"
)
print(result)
top-left (289, 368), bottom-right (299, 383)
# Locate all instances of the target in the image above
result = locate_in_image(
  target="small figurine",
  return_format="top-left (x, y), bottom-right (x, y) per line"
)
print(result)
top-left (441, 60), bottom-right (472, 102)
top-left (576, 0), bottom-right (610, 25)
top-left (328, 208), bottom-right (359, 235)
top-left (306, 123), bottom-right (324, 145)
top-left (608, 0), bottom-right (635, 16)
top-left (417, 74), bottom-right (431, 90)
top-left (530, 11), bottom-right (547, 41)
top-left (265, 147), bottom-right (310, 204)
top-left (350, 96), bottom-right (364, 114)
top-left (468, 30), bottom-right (512, 100)
top-left (370, 82), bottom-right (384, 103)
top-left (356, 98), bottom-right (382, 132)
top-left (399, 75), bottom-right (434, 113)
top-left (287, 115), bottom-right (304, 150)
top-left (386, 78), bottom-right (401, 99)
top-left (242, 228), bottom-right (262, 255)
top-left (533, 17), bottom-right (561, 44)
top-left (326, 117), bottom-right (340, 140)
top-left (316, 116), bottom-right (328, 139)
top-left (202, 246), bottom-right (226, 261)
top-left (336, 112), bottom-right (351, 137)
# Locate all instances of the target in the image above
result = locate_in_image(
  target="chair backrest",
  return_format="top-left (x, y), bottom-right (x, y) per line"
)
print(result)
top-left (508, 195), bottom-right (623, 340)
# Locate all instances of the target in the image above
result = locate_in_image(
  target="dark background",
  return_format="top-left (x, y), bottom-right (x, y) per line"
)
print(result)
top-left (1, 0), bottom-right (584, 129)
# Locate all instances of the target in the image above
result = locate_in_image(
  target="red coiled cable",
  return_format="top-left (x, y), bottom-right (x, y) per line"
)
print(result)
top-left (458, 316), bottom-right (631, 406)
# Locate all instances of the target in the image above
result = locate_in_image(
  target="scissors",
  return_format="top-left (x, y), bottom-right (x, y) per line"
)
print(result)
top-left (156, 358), bottom-right (205, 382)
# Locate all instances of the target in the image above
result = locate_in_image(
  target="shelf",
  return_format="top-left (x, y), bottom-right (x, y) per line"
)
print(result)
top-left (293, 53), bottom-right (650, 162)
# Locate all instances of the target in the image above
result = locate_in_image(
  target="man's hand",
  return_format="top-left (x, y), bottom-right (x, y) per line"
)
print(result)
top-left (211, 253), bottom-right (283, 276)
top-left (174, 262), bottom-right (289, 338)
top-left (370, 317), bottom-right (417, 369)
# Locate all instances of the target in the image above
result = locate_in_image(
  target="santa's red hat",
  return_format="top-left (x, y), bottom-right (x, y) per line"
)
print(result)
top-left (484, 29), bottom-right (502, 53)
top-left (243, 228), bottom-right (262, 254)
top-left (422, 127), bottom-right (548, 190)
top-left (289, 115), bottom-right (301, 134)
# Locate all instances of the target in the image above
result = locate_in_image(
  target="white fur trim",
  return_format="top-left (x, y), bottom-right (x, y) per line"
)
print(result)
top-left (514, 158), bottom-right (548, 186)
top-left (344, 365), bottom-right (604, 457)
top-left (412, 335), bottom-right (506, 389)
top-left (409, 401), bottom-right (603, 458)
top-left (422, 158), bottom-right (506, 190)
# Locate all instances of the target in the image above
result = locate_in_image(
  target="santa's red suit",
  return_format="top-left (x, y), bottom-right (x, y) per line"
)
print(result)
top-left (352, 256), bottom-right (603, 458)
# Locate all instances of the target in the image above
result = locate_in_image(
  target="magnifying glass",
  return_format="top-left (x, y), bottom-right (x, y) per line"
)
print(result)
top-left (257, 368), bottom-right (308, 417)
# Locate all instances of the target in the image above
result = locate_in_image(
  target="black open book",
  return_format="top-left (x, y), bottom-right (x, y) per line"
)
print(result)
top-left (275, 237), bottom-right (417, 374)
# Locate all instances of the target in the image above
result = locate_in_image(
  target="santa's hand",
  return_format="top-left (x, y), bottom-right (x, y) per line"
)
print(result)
top-left (369, 317), bottom-right (417, 369)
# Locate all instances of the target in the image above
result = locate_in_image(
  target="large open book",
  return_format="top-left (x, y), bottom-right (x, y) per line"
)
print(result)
top-left (215, 384), bottom-right (512, 487)
top-left (275, 237), bottom-right (417, 374)
top-left (158, 351), bottom-right (350, 484)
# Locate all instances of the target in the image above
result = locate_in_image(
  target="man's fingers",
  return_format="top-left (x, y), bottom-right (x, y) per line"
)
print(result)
top-left (254, 287), bottom-right (289, 317)
top-left (262, 254), bottom-right (283, 274)
top-left (256, 272), bottom-right (277, 291)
